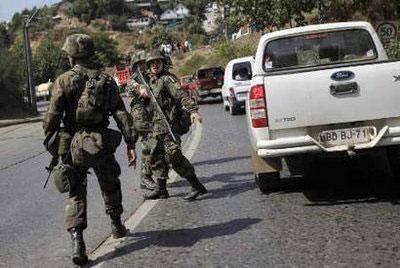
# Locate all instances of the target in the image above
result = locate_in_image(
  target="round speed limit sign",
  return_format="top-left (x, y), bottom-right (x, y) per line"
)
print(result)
top-left (377, 22), bottom-right (397, 40)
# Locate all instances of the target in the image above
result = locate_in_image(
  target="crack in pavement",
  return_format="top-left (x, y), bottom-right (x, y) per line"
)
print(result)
top-left (0, 150), bottom-right (47, 171)
top-left (0, 135), bottom-right (43, 142)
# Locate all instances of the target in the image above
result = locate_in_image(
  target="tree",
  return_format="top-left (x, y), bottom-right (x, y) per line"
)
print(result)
top-left (223, 0), bottom-right (314, 30)
top-left (0, 23), bottom-right (11, 50)
top-left (33, 38), bottom-right (66, 84)
top-left (108, 15), bottom-right (128, 31)
top-left (182, 0), bottom-right (210, 18)
top-left (91, 32), bottom-right (119, 67)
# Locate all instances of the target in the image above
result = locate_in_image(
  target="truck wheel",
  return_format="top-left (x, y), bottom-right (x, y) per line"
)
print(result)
top-left (255, 172), bottom-right (281, 193)
top-left (387, 145), bottom-right (400, 178)
top-left (285, 156), bottom-right (308, 176)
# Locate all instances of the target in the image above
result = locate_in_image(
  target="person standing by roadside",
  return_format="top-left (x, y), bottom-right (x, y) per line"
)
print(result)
top-left (127, 52), bottom-right (158, 191)
top-left (135, 50), bottom-right (207, 201)
top-left (43, 34), bottom-right (137, 266)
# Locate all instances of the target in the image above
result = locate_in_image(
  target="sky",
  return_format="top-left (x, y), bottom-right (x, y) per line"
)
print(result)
top-left (0, 0), bottom-right (60, 22)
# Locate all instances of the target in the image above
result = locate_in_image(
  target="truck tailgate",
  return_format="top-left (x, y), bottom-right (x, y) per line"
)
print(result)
top-left (264, 61), bottom-right (400, 130)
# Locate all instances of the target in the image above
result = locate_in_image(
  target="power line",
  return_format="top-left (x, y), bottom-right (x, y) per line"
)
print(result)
top-left (27, 0), bottom-right (47, 25)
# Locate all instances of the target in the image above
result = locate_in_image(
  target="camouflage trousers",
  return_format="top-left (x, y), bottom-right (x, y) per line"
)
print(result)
top-left (65, 154), bottom-right (123, 231)
top-left (140, 135), bottom-right (153, 180)
top-left (142, 133), bottom-right (196, 181)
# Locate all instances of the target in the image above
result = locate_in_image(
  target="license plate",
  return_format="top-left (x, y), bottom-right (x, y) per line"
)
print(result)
top-left (319, 126), bottom-right (375, 147)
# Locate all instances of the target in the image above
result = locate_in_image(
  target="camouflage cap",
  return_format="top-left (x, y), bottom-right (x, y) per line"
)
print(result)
top-left (62, 34), bottom-right (95, 58)
top-left (146, 49), bottom-right (165, 65)
top-left (131, 50), bottom-right (147, 66)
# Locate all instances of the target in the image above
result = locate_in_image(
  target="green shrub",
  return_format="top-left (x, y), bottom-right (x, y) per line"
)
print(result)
top-left (177, 54), bottom-right (207, 75)
top-left (385, 37), bottom-right (400, 60)
top-left (33, 38), bottom-right (68, 85)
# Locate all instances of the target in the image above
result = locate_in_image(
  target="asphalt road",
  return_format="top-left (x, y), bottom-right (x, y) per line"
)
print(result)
top-left (94, 100), bottom-right (400, 268)
top-left (0, 98), bottom-right (169, 268)
top-left (2, 99), bottom-right (400, 267)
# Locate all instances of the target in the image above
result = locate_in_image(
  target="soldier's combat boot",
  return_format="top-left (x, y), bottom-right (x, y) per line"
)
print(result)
top-left (110, 215), bottom-right (127, 239)
top-left (140, 175), bottom-right (157, 190)
top-left (144, 178), bottom-right (169, 200)
top-left (183, 176), bottom-right (207, 201)
top-left (69, 228), bottom-right (88, 266)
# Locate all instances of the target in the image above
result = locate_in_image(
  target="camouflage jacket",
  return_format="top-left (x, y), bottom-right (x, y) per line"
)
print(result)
top-left (43, 64), bottom-right (138, 146)
top-left (129, 70), bottom-right (198, 136)
top-left (127, 71), bottom-right (152, 136)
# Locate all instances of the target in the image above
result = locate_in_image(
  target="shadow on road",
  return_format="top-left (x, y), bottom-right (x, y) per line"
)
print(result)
top-left (271, 152), bottom-right (400, 206)
top-left (169, 171), bottom-right (254, 200)
top-left (192, 155), bottom-right (250, 167)
top-left (87, 218), bottom-right (262, 267)
top-left (198, 97), bottom-right (223, 105)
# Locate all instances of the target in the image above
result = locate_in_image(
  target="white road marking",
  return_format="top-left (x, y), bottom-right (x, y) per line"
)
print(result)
top-left (90, 123), bottom-right (203, 267)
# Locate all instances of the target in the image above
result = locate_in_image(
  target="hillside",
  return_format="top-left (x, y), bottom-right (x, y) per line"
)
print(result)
top-left (0, 0), bottom-right (214, 118)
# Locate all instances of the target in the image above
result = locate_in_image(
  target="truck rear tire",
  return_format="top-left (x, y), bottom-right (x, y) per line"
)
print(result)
top-left (255, 172), bottom-right (281, 193)
top-left (387, 145), bottom-right (400, 178)
top-left (229, 100), bottom-right (239, 115)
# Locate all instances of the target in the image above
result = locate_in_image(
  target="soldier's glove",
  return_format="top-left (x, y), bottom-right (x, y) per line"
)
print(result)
top-left (190, 112), bottom-right (203, 124)
top-left (127, 143), bottom-right (137, 169)
top-left (138, 85), bottom-right (149, 99)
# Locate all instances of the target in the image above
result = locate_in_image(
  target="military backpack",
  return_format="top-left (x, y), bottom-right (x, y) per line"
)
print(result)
top-left (75, 69), bottom-right (112, 127)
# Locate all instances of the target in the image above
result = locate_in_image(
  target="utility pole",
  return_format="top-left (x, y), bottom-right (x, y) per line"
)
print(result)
top-left (223, 4), bottom-right (230, 39)
top-left (23, 15), bottom-right (38, 114)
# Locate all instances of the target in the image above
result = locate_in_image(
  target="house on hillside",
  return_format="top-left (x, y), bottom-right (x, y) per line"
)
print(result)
top-left (126, 17), bottom-right (154, 29)
top-left (159, 4), bottom-right (189, 25)
top-left (124, 0), bottom-right (153, 8)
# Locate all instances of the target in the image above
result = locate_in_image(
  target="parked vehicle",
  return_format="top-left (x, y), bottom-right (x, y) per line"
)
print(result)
top-left (180, 75), bottom-right (194, 91)
top-left (192, 67), bottom-right (224, 101)
top-left (247, 21), bottom-right (400, 192)
top-left (222, 56), bottom-right (254, 115)
top-left (35, 80), bottom-right (53, 101)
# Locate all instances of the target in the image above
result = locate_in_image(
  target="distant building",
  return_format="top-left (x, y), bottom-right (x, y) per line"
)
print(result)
top-left (125, 0), bottom-right (153, 8)
top-left (126, 17), bottom-right (154, 29)
top-left (160, 4), bottom-right (189, 24)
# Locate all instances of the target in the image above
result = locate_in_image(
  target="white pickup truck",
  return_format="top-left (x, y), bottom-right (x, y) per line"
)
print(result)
top-left (247, 21), bottom-right (400, 192)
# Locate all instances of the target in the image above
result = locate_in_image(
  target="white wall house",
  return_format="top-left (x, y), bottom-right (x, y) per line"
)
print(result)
top-left (160, 4), bottom-right (190, 22)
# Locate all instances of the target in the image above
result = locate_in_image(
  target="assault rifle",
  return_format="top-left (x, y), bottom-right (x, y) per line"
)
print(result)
top-left (43, 130), bottom-right (59, 189)
top-left (136, 70), bottom-right (177, 142)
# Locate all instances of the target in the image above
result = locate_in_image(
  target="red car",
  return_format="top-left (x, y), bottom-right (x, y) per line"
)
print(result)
top-left (192, 67), bottom-right (224, 100)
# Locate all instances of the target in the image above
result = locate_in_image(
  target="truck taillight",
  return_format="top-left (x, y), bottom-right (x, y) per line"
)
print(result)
top-left (249, 84), bottom-right (268, 128)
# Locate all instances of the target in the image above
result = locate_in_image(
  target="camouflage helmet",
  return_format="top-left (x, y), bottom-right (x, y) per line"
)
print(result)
top-left (146, 49), bottom-right (165, 65)
top-left (131, 50), bottom-right (147, 67)
top-left (62, 34), bottom-right (95, 58)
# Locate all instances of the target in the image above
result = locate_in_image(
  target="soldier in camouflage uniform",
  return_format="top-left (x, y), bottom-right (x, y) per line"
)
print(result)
top-left (135, 50), bottom-right (207, 201)
top-left (43, 34), bottom-right (137, 266)
top-left (126, 52), bottom-right (158, 191)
